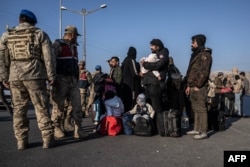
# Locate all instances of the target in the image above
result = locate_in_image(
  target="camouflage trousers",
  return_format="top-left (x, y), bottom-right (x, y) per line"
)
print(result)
top-left (86, 85), bottom-right (95, 111)
top-left (51, 98), bottom-right (72, 120)
top-left (51, 75), bottom-right (82, 126)
top-left (79, 88), bottom-right (87, 112)
top-left (189, 86), bottom-right (208, 133)
top-left (10, 80), bottom-right (53, 141)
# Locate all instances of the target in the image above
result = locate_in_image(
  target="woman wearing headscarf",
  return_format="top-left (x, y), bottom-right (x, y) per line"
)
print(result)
top-left (121, 46), bottom-right (142, 112)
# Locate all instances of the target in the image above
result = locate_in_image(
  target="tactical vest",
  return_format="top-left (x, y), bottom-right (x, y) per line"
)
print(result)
top-left (55, 39), bottom-right (79, 77)
top-left (7, 27), bottom-right (41, 61)
top-left (79, 71), bottom-right (88, 80)
top-left (56, 39), bottom-right (78, 60)
top-left (79, 70), bottom-right (90, 88)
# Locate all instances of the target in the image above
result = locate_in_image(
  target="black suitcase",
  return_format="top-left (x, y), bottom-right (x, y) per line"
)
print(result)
top-left (242, 95), bottom-right (250, 117)
top-left (160, 109), bottom-right (181, 137)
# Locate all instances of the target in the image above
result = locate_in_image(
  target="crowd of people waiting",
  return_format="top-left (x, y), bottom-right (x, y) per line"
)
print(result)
top-left (1, 9), bottom-right (249, 150)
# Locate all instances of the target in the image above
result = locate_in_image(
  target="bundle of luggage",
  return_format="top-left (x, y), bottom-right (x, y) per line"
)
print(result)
top-left (122, 109), bottom-right (182, 137)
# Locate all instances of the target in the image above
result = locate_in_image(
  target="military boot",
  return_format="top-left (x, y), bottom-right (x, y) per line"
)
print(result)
top-left (64, 115), bottom-right (74, 131)
top-left (60, 118), bottom-right (66, 132)
top-left (54, 126), bottom-right (65, 138)
top-left (43, 137), bottom-right (56, 149)
top-left (17, 139), bottom-right (28, 150)
top-left (73, 124), bottom-right (88, 139)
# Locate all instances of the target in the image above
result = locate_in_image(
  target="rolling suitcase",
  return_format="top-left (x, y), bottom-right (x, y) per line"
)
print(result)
top-left (242, 95), bottom-right (250, 117)
top-left (160, 109), bottom-right (181, 137)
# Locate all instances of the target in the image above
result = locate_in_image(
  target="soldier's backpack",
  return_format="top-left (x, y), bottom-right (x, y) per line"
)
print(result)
top-left (7, 27), bottom-right (41, 61)
top-left (134, 117), bottom-right (153, 136)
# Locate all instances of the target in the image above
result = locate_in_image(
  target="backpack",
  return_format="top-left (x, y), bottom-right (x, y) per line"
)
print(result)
top-left (93, 73), bottom-right (106, 94)
top-left (168, 66), bottom-right (182, 90)
top-left (122, 114), bottom-right (134, 135)
top-left (101, 78), bottom-right (117, 99)
top-left (134, 117), bottom-right (153, 136)
top-left (104, 78), bottom-right (117, 94)
top-left (98, 116), bottom-right (123, 136)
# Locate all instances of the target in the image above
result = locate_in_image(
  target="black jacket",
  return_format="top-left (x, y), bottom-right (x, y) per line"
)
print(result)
top-left (121, 47), bottom-right (140, 91)
top-left (142, 48), bottom-right (169, 85)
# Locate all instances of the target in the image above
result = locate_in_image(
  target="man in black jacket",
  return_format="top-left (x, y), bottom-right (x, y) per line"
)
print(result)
top-left (141, 39), bottom-right (169, 136)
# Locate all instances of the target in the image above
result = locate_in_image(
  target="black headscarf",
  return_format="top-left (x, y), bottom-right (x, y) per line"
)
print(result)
top-left (127, 46), bottom-right (137, 60)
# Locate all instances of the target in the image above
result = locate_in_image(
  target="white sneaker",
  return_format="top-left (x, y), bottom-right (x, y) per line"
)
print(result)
top-left (186, 130), bottom-right (200, 135)
top-left (193, 133), bottom-right (208, 140)
top-left (93, 121), bottom-right (98, 125)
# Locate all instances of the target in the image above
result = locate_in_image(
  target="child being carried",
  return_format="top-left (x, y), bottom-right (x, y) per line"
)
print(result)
top-left (140, 53), bottom-right (161, 80)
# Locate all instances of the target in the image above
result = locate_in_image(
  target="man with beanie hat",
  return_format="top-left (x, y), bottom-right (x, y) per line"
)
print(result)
top-left (185, 34), bottom-right (212, 139)
top-left (141, 39), bottom-right (169, 136)
top-left (0, 9), bottom-right (56, 149)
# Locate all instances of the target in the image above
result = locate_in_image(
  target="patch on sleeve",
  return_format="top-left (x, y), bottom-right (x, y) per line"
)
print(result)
top-left (159, 55), bottom-right (164, 59)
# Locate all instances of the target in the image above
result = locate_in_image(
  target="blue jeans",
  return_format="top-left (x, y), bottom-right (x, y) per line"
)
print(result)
top-left (93, 98), bottom-right (102, 121)
top-left (234, 92), bottom-right (242, 116)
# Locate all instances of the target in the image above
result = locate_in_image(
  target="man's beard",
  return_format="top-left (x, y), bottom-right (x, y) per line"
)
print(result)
top-left (191, 47), bottom-right (197, 52)
top-left (151, 49), bottom-right (157, 53)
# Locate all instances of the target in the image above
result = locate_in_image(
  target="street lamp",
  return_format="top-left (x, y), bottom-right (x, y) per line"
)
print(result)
top-left (61, 4), bottom-right (107, 66)
top-left (59, 0), bottom-right (63, 38)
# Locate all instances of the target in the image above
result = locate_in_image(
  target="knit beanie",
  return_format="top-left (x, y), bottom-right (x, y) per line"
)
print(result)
top-left (192, 34), bottom-right (206, 48)
top-left (136, 93), bottom-right (146, 106)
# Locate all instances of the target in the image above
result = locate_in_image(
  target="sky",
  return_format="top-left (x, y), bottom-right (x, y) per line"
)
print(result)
top-left (0, 0), bottom-right (250, 75)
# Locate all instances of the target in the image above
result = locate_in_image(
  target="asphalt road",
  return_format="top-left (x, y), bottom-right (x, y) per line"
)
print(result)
top-left (0, 108), bottom-right (250, 167)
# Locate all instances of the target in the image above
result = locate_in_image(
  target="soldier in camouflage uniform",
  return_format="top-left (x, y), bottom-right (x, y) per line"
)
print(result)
top-left (0, 9), bottom-right (56, 150)
top-left (78, 60), bottom-right (92, 117)
top-left (185, 34), bottom-right (212, 140)
top-left (50, 25), bottom-right (88, 139)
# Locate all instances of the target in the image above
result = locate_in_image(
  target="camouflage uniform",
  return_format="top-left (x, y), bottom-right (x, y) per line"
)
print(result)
top-left (0, 22), bottom-right (56, 149)
top-left (51, 27), bottom-right (88, 139)
top-left (51, 97), bottom-right (74, 132)
top-left (78, 67), bottom-right (92, 116)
